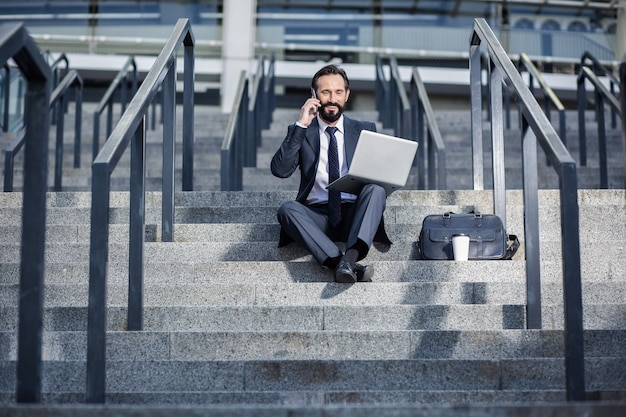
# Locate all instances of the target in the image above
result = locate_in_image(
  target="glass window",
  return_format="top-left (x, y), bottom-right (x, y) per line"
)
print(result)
top-left (541, 20), bottom-right (560, 31)
top-left (568, 21), bottom-right (588, 32)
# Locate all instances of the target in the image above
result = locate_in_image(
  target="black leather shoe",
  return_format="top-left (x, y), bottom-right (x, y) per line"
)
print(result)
top-left (334, 260), bottom-right (356, 283)
top-left (354, 263), bottom-right (374, 282)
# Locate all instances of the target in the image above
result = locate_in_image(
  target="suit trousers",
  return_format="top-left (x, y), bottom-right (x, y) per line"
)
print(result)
top-left (277, 183), bottom-right (387, 266)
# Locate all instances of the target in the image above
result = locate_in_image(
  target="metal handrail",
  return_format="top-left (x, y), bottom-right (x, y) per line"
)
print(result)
top-left (0, 22), bottom-right (51, 404)
top-left (374, 55), bottom-right (390, 129)
top-left (49, 52), bottom-right (69, 80)
top-left (221, 70), bottom-right (248, 191)
top-left (3, 131), bottom-right (24, 191)
top-left (92, 56), bottom-right (138, 160)
top-left (1, 64), bottom-right (26, 133)
top-left (388, 56), bottom-right (411, 139)
top-left (375, 55), bottom-right (445, 190)
top-left (581, 51), bottom-right (620, 130)
top-left (251, 55), bottom-right (275, 154)
top-left (86, 18), bottom-right (195, 403)
top-left (49, 69), bottom-right (83, 190)
top-left (246, 56), bottom-right (266, 167)
top-left (49, 53), bottom-right (69, 120)
top-left (221, 55), bottom-right (275, 190)
top-left (470, 18), bottom-right (584, 401)
top-left (517, 53), bottom-right (567, 146)
top-left (577, 66), bottom-right (622, 188)
top-left (262, 53), bottom-right (276, 130)
top-left (1, 64), bottom-right (9, 131)
top-left (621, 56), bottom-right (626, 186)
top-left (3, 69), bottom-right (82, 192)
top-left (409, 67), bottom-right (446, 190)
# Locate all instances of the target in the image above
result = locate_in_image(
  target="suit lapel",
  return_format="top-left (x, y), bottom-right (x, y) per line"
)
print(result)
top-left (305, 118), bottom-right (321, 153)
top-left (343, 116), bottom-right (359, 166)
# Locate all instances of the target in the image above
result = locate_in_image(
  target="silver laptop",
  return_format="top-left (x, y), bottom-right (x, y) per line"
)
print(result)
top-left (326, 130), bottom-right (418, 196)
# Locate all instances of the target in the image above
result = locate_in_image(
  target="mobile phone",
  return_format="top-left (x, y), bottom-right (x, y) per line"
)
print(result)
top-left (309, 88), bottom-right (317, 115)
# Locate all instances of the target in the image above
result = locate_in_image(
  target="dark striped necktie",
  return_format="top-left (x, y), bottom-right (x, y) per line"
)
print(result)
top-left (326, 126), bottom-right (341, 226)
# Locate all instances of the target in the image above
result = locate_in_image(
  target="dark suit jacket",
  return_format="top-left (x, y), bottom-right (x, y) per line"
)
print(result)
top-left (271, 115), bottom-right (391, 246)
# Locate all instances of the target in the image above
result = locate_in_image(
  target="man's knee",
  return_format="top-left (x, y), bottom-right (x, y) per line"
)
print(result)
top-left (360, 184), bottom-right (387, 204)
top-left (277, 200), bottom-right (301, 223)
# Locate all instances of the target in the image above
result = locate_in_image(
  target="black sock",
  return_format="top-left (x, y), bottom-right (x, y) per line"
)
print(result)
top-left (323, 255), bottom-right (341, 270)
top-left (341, 248), bottom-right (359, 267)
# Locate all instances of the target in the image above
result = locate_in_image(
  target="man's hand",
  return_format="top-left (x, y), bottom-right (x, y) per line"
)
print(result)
top-left (297, 97), bottom-right (320, 127)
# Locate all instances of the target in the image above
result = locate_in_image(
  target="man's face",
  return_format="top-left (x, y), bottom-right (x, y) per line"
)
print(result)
top-left (314, 73), bottom-right (350, 124)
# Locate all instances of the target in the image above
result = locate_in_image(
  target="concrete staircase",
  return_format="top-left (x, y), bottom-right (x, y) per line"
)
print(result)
top-left (1, 102), bottom-right (625, 416)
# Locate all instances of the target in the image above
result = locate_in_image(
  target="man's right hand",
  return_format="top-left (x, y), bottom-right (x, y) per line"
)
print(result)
top-left (297, 97), bottom-right (320, 127)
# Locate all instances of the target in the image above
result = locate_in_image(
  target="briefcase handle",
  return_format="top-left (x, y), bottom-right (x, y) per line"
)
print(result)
top-left (442, 211), bottom-right (482, 218)
top-left (442, 211), bottom-right (484, 227)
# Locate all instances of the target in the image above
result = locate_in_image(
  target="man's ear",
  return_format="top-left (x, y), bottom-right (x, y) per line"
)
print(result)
top-left (345, 89), bottom-right (350, 102)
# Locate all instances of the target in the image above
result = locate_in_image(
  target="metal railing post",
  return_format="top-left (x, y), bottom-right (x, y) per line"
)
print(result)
top-left (489, 60), bottom-right (506, 225)
top-left (411, 81), bottom-right (426, 190)
top-left (521, 119), bottom-right (541, 329)
top-left (560, 162), bottom-right (585, 401)
top-left (221, 71), bottom-right (248, 191)
top-left (620, 56), bottom-right (626, 188)
top-left (577, 72), bottom-right (588, 166)
top-left (470, 18), bottom-right (585, 401)
top-left (3, 132), bottom-right (25, 192)
top-left (73, 79), bottom-right (83, 168)
top-left (577, 66), bottom-right (622, 188)
top-left (581, 51), bottom-right (620, 130)
top-left (469, 40), bottom-right (484, 190)
top-left (2, 64), bottom-right (9, 132)
top-left (92, 113), bottom-right (101, 161)
top-left (86, 163), bottom-right (110, 404)
top-left (2, 23), bottom-right (53, 403)
top-left (375, 55), bottom-right (390, 129)
top-left (409, 67), bottom-right (446, 190)
top-left (182, 34), bottom-right (195, 191)
top-left (87, 19), bottom-right (195, 403)
top-left (53, 90), bottom-right (65, 191)
top-left (128, 117), bottom-right (147, 331)
top-left (162, 62), bottom-right (176, 243)
top-left (595, 89), bottom-right (608, 188)
top-left (48, 70), bottom-right (83, 190)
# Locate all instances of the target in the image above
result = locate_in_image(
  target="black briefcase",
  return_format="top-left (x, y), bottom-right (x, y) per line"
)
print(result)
top-left (416, 212), bottom-right (519, 260)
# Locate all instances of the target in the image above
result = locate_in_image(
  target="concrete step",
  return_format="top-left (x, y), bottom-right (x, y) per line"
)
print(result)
top-left (1, 281), bottom-right (625, 312)
top-left (1, 401), bottom-right (625, 416)
top-left (2, 329), bottom-right (625, 361)
top-left (0, 238), bottom-right (622, 267)
top-left (0, 358), bottom-right (624, 395)
top-left (0, 197), bottom-right (623, 245)
top-left (3, 281), bottom-right (532, 307)
top-left (0, 189), bottom-right (622, 209)
top-left (0, 255), bottom-right (623, 285)
top-left (0, 304), bottom-right (529, 331)
top-left (2, 302), bottom-right (625, 331)
top-left (0, 190), bottom-right (620, 234)
top-left (0, 259), bottom-right (537, 284)
top-left (7, 107), bottom-right (624, 192)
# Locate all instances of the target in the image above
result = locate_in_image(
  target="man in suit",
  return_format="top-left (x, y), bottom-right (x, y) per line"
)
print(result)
top-left (271, 64), bottom-right (391, 283)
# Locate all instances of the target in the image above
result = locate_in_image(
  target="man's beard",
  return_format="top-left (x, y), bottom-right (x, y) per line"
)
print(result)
top-left (320, 102), bottom-right (344, 123)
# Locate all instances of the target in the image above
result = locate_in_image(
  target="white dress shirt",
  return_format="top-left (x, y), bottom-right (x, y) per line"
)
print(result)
top-left (304, 115), bottom-right (357, 205)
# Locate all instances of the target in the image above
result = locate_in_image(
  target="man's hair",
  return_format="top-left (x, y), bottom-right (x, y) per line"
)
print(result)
top-left (311, 64), bottom-right (350, 91)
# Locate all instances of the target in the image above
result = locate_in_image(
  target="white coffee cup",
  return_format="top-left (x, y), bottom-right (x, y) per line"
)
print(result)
top-left (452, 234), bottom-right (470, 261)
